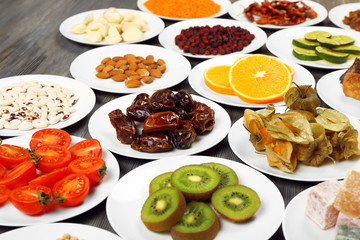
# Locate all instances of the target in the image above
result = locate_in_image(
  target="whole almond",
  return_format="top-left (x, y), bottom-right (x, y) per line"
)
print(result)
top-left (109, 69), bottom-right (124, 76)
top-left (95, 64), bottom-right (105, 72)
top-left (112, 56), bottom-right (123, 61)
top-left (128, 75), bottom-right (142, 81)
top-left (119, 64), bottom-right (129, 71)
top-left (137, 63), bottom-right (146, 69)
top-left (129, 62), bottom-right (137, 71)
top-left (125, 70), bottom-right (137, 76)
top-left (157, 65), bottom-right (167, 73)
top-left (101, 57), bottom-right (111, 65)
top-left (96, 72), bottom-right (110, 79)
top-left (125, 79), bottom-right (142, 88)
top-left (146, 55), bottom-right (154, 61)
top-left (142, 59), bottom-right (155, 65)
top-left (136, 68), bottom-right (150, 76)
top-left (157, 58), bottom-right (166, 66)
top-left (124, 54), bottom-right (136, 62)
top-left (141, 76), bottom-right (155, 84)
top-left (150, 69), bottom-right (162, 78)
top-left (137, 56), bottom-right (145, 61)
top-left (147, 64), bottom-right (158, 70)
top-left (111, 74), bottom-right (127, 82)
top-left (105, 60), bottom-right (116, 67)
top-left (115, 59), bottom-right (128, 68)
top-left (103, 65), bottom-right (114, 73)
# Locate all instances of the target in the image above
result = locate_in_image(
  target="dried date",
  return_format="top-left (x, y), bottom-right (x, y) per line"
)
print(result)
top-left (143, 111), bottom-right (182, 133)
top-left (131, 133), bottom-right (173, 153)
top-left (175, 90), bottom-right (194, 112)
top-left (189, 101), bottom-right (215, 134)
top-left (150, 89), bottom-right (176, 111)
top-left (108, 109), bottom-right (137, 144)
top-left (170, 120), bottom-right (197, 149)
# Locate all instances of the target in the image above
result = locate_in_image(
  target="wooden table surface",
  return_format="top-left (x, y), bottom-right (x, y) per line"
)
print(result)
top-left (0, 0), bottom-right (358, 239)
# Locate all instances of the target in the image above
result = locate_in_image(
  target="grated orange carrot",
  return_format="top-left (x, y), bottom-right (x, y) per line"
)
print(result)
top-left (144, 0), bottom-right (221, 18)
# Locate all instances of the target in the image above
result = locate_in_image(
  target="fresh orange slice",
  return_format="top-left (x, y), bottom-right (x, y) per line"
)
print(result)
top-left (229, 54), bottom-right (292, 104)
top-left (204, 65), bottom-right (236, 95)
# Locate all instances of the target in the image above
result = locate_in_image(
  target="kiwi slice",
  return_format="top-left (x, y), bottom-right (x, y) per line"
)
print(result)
top-left (149, 172), bottom-right (173, 194)
top-left (141, 187), bottom-right (186, 232)
top-left (171, 202), bottom-right (220, 240)
top-left (202, 162), bottom-right (238, 188)
top-left (171, 164), bottom-right (221, 201)
top-left (211, 185), bottom-right (261, 222)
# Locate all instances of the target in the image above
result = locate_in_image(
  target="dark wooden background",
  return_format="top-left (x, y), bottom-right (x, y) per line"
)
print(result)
top-left (0, 0), bottom-right (358, 239)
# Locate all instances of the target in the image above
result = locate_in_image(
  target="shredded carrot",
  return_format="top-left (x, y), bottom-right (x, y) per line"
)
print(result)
top-left (144, 0), bottom-right (221, 18)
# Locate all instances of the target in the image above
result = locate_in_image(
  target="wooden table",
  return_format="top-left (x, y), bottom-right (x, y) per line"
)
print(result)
top-left (0, 0), bottom-right (358, 239)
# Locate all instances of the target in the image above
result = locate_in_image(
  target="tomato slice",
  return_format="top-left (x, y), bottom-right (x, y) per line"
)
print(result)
top-left (0, 163), bottom-right (5, 179)
top-left (29, 167), bottom-right (71, 188)
top-left (9, 185), bottom-right (52, 216)
top-left (29, 128), bottom-right (72, 150)
top-left (0, 185), bottom-right (11, 207)
top-left (53, 173), bottom-right (90, 207)
top-left (69, 139), bottom-right (102, 160)
top-left (68, 157), bottom-right (106, 186)
top-left (0, 160), bottom-right (37, 189)
top-left (34, 144), bottom-right (72, 173)
top-left (0, 144), bottom-right (30, 169)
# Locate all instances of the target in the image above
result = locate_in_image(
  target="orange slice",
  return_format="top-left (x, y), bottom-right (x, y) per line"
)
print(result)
top-left (204, 65), bottom-right (236, 95)
top-left (229, 54), bottom-right (292, 104)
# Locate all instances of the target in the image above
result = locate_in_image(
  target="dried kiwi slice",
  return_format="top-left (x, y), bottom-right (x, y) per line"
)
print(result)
top-left (149, 171), bottom-right (173, 194)
top-left (211, 185), bottom-right (261, 222)
top-left (202, 162), bottom-right (238, 188)
top-left (171, 164), bottom-right (221, 201)
top-left (141, 187), bottom-right (186, 232)
top-left (171, 202), bottom-right (220, 240)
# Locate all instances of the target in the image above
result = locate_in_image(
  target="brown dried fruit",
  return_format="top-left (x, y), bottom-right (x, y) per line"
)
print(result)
top-left (125, 79), bottom-right (142, 88)
top-left (103, 65), bottom-right (114, 73)
top-left (112, 74), bottom-right (127, 82)
top-left (95, 64), bottom-right (105, 72)
top-left (136, 68), bottom-right (150, 76)
top-left (96, 72), bottom-right (110, 79)
top-left (141, 76), bottom-right (155, 84)
top-left (150, 69), bottom-right (162, 78)
top-left (101, 57), bottom-right (111, 64)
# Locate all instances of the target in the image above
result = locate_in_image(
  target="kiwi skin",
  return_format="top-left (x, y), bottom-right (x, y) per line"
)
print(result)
top-left (141, 187), bottom-right (187, 232)
top-left (170, 202), bottom-right (221, 240)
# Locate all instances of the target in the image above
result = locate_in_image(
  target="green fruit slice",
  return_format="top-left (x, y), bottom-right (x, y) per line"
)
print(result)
top-left (315, 46), bottom-right (349, 63)
top-left (141, 187), bottom-right (186, 232)
top-left (332, 45), bottom-right (360, 55)
top-left (211, 185), bottom-right (261, 222)
top-left (202, 162), bottom-right (238, 188)
top-left (149, 172), bottom-right (173, 194)
top-left (171, 164), bottom-right (221, 201)
top-left (292, 46), bottom-right (321, 61)
top-left (317, 35), bottom-right (355, 48)
top-left (292, 38), bottom-right (320, 50)
top-left (171, 202), bottom-right (220, 240)
top-left (304, 31), bottom-right (331, 41)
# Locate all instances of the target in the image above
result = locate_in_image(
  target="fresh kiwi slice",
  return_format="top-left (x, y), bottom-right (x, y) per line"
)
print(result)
top-left (202, 162), bottom-right (239, 188)
top-left (149, 171), bottom-right (173, 194)
top-left (171, 202), bottom-right (220, 240)
top-left (211, 185), bottom-right (261, 222)
top-left (141, 187), bottom-right (186, 232)
top-left (171, 164), bottom-right (221, 201)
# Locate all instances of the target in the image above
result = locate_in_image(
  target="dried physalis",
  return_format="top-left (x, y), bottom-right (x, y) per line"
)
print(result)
top-left (265, 139), bottom-right (297, 173)
top-left (328, 129), bottom-right (360, 161)
top-left (315, 109), bottom-right (350, 132)
top-left (284, 85), bottom-right (320, 115)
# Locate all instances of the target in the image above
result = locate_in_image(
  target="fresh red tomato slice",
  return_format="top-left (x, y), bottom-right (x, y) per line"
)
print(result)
top-left (53, 173), bottom-right (90, 207)
top-left (29, 128), bottom-right (72, 150)
top-left (0, 163), bottom-right (5, 179)
top-left (0, 144), bottom-right (30, 169)
top-left (0, 185), bottom-right (11, 207)
top-left (69, 139), bottom-right (102, 160)
top-left (34, 144), bottom-right (72, 173)
top-left (9, 185), bottom-right (52, 215)
top-left (29, 167), bottom-right (71, 188)
top-left (0, 160), bottom-right (37, 189)
top-left (68, 157), bottom-right (106, 186)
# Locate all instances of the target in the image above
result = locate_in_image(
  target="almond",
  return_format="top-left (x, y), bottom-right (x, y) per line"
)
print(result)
top-left (124, 54), bottom-right (136, 62)
top-left (157, 65), bottom-right (167, 73)
top-left (157, 58), bottom-right (166, 66)
top-left (128, 75), bottom-right (142, 81)
top-left (137, 56), bottom-right (145, 61)
top-left (136, 68), bottom-right (149, 76)
top-left (115, 60), bottom-right (128, 68)
top-left (125, 70), bottom-right (137, 76)
top-left (125, 79), bottom-right (142, 88)
top-left (105, 60), bottom-right (116, 67)
top-left (109, 69), bottom-right (124, 76)
top-left (147, 64), bottom-right (158, 70)
top-left (129, 62), bottom-right (137, 71)
top-left (112, 56), bottom-right (124, 61)
top-left (150, 69), bottom-right (162, 78)
top-left (96, 72), bottom-right (110, 79)
top-left (119, 64), bottom-right (129, 71)
top-left (141, 76), bottom-right (155, 84)
top-left (103, 65), bottom-right (114, 73)
top-left (111, 74), bottom-right (127, 82)
top-left (101, 57), bottom-right (111, 65)
top-left (137, 63), bottom-right (146, 69)
top-left (95, 64), bottom-right (105, 72)
top-left (142, 59), bottom-right (155, 65)
top-left (146, 55), bottom-right (154, 61)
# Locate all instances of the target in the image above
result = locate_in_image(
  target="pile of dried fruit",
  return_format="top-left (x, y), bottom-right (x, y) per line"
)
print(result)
top-left (343, 9), bottom-right (360, 32)
top-left (174, 25), bottom-right (255, 55)
top-left (95, 54), bottom-right (166, 88)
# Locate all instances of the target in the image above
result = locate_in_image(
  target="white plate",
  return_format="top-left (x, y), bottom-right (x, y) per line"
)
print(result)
top-left (59, 8), bottom-right (164, 46)
top-left (266, 26), bottom-right (360, 69)
top-left (329, 3), bottom-right (360, 32)
top-left (0, 74), bottom-right (95, 137)
top-left (0, 135), bottom-right (120, 226)
top-left (228, 107), bottom-right (360, 181)
top-left (158, 18), bottom-right (267, 59)
top-left (88, 92), bottom-right (231, 159)
top-left (137, 0), bottom-right (231, 21)
top-left (188, 53), bottom-right (315, 108)
top-left (282, 186), bottom-right (335, 240)
top-left (229, 0), bottom-right (327, 29)
top-left (0, 222), bottom-right (123, 240)
top-left (70, 44), bottom-right (191, 93)
top-left (317, 69), bottom-right (360, 119)
top-left (106, 155), bottom-right (284, 240)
